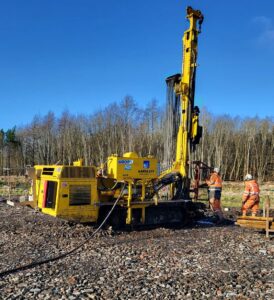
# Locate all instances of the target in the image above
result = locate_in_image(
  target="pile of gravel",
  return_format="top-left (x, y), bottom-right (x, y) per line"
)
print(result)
top-left (0, 203), bottom-right (273, 299)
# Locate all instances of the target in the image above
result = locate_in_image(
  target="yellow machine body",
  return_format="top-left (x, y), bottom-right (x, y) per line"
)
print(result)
top-left (107, 152), bottom-right (158, 181)
top-left (28, 7), bottom-right (204, 226)
top-left (31, 165), bottom-right (99, 222)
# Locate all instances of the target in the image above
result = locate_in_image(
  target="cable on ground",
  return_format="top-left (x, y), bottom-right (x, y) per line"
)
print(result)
top-left (0, 183), bottom-right (126, 278)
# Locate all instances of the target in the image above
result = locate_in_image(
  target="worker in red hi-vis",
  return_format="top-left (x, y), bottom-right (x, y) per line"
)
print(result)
top-left (242, 174), bottom-right (260, 217)
top-left (206, 167), bottom-right (224, 222)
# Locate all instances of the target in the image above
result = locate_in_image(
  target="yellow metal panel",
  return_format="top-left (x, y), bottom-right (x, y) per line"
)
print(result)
top-left (56, 179), bottom-right (99, 223)
top-left (42, 207), bottom-right (57, 217)
top-left (34, 163), bottom-right (99, 222)
top-left (191, 115), bottom-right (198, 139)
top-left (107, 155), bottom-right (158, 181)
top-left (37, 178), bottom-right (45, 208)
top-left (73, 159), bottom-right (83, 166)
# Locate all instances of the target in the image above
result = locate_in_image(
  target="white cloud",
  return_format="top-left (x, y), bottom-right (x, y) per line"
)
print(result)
top-left (253, 16), bottom-right (274, 44)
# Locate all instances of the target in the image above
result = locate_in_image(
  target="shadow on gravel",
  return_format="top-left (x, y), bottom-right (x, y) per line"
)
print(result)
top-left (87, 216), bottom-right (236, 233)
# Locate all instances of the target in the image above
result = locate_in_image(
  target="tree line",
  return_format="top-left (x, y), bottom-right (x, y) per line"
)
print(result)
top-left (1, 96), bottom-right (273, 182)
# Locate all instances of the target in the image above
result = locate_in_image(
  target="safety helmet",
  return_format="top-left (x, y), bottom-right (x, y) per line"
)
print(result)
top-left (244, 174), bottom-right (253, 181)
top-left (214, 167), bottom-right (220, 173)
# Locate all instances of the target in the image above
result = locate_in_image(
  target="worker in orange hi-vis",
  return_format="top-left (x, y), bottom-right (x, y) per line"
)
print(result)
top-left (206, 167), bottom-right (224, 222)
top-left (242, 174), bottom-right (260, 217)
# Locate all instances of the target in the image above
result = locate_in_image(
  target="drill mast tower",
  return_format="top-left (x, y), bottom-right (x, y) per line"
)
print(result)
top-left (163, 7), bottom-right (203, 198)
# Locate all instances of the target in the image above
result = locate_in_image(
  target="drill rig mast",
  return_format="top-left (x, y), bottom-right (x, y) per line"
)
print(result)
top-left (161, 7), bottom-right (203, 198)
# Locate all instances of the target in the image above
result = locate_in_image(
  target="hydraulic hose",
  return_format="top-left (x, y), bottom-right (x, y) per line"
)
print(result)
top-left (98, 177), bottom-right (120, 191)
top-left (0, 183), bottom-right (126, 279)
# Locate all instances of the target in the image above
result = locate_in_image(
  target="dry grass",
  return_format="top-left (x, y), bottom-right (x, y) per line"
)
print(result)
top-left (195, 181), bottom-right (274, 208)
top-left (1, 176), bottom-right (273, 208)
top-left (0, 176), bottom-right (29, 197)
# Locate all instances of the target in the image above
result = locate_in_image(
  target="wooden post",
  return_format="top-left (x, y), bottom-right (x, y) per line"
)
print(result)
top-left (265, 196), bottom-right (270, 238)
top-left (4, 167), bottom-right (14, 206)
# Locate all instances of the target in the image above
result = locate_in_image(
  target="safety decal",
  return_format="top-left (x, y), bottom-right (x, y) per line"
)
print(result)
top-left (118, 159), bottom-right (133, 164)
top-left (143, 160), bottom-right (150, 169)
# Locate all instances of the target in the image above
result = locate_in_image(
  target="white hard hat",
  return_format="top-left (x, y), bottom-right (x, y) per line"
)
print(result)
top-left (214, 167), bottom-right (220, 173)
top-left (244, 174), bottom-right (253, 181)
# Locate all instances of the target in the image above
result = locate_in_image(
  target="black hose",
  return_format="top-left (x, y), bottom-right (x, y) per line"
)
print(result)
top-left (0, 184), bottom-right (126, 279)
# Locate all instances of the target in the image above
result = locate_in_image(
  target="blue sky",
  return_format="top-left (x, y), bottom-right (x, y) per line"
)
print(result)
top-left (0, 0), bottom-right (273, 130)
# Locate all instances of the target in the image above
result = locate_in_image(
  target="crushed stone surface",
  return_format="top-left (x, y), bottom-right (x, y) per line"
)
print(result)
top-left (0, 203), bottom-right (273, 299)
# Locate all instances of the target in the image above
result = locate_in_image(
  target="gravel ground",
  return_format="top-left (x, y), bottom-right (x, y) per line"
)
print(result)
top-left (0, 202), bottom-right (273, 299)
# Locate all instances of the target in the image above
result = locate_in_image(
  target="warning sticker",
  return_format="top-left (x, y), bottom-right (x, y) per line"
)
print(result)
top-left (124, 165), bottom-right (132, 171)
top-left (118, 159), bottom-right (133, 164)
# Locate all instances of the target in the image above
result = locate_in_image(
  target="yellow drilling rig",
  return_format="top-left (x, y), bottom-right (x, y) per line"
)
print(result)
top-left (28, 7), bottom-right (205, 227)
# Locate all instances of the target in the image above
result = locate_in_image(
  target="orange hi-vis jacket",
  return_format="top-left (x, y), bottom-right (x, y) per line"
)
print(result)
top-left (242, 180), bottom-right (260, 202)
top-left (207, 173), bottom-right (222, 191)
